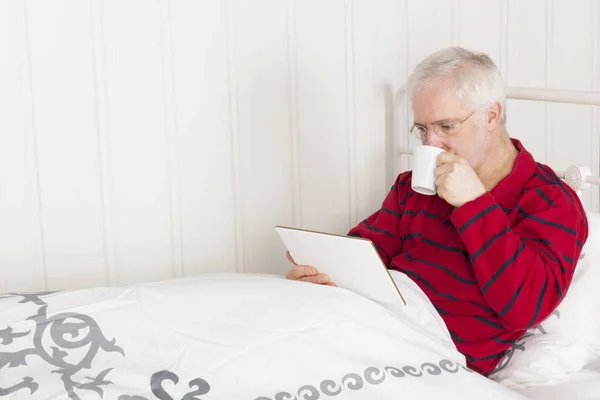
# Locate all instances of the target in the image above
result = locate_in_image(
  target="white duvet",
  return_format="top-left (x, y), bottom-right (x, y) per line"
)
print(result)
top-left (0, 271), bottom-right (526, 400)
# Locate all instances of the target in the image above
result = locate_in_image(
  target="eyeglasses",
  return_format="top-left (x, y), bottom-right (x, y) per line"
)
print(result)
top-left (409, 110), bottom-right (477, 142)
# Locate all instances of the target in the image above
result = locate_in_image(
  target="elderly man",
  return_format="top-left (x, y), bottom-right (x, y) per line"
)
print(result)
top-left (285, 47), bottom-right (588, 376)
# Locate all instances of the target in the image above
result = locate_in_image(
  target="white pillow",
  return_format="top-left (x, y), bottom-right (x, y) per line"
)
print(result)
top-left (490, 332), bottom-right (597, 388)
top-left (541, 211), bottom-right (600, 350)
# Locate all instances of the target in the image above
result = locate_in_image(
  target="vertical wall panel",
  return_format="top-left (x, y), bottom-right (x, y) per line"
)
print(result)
top-left (456, 0), bottom-right (502, 64)
top-left (102, 0), bottom-right (173, 285)
top-left (392, 0), bottom-right (410, 177)
top-left (0, 0), bottom-right (45, 292)
top-left (170, 1), bottom-right (237, 275)
top-left (406, 0), bottom-right (453, 72)
top-left (232, 0), bottom-right (295, 274)
top-left (288, 0), bottom-right (302, 230)
top-left (295, 0), bottom-right (350, 235)
top-left (26, 0), bottom-right (107, 290)
top-left (548, 0), bottom-right (597, 211)
top-left (353, 0), bottom-right (407, 222)
top-left (225, 0), bottom-right (245, 274)
top-left (91, 0), bottom-right (116, 286)
top-left (344, 0), bottom-right (358, 230)
top-left (505, 0), bottom-right (547, 162)
top-left (158, 0), bottom-right (183, 279)
top-left (353, 0), bottom-right (381, 223)
top-left (405, 0), bottom-right (455, 157)
top-left (593, 0), bottom-right (600, 212)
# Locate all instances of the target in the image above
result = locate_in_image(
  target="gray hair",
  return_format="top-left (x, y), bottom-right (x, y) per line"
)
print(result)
top-left (406, 47), bottom-right (506, 124)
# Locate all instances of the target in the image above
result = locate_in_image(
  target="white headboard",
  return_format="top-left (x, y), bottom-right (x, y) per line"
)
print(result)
top-left (396, 86), bottom-right (600, 198)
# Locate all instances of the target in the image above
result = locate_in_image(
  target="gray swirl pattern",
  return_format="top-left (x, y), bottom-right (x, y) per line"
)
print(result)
top-left (0, 292), bottom-right (124, 399)
top-left (341, 373), bottom-right (363, 390)
top-left (254, 359), bottom-right (473, 400)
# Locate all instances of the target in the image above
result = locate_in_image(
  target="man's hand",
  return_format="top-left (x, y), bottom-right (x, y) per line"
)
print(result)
top-left (435, 152), bottom-right (486, 208)
top-left (285, 251), bottom-right (336, 286)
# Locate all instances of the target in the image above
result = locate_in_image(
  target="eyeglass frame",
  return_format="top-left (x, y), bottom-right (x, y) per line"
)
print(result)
top-left (409, 109), bottom-right (478, 142)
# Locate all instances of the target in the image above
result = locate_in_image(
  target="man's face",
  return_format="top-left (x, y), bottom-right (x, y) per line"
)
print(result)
top-left (412, 77), bottom-right (491, 170)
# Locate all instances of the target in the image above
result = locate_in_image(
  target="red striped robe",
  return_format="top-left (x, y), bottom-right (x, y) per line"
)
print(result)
top-left (347, 139), bottom-right (588, 375)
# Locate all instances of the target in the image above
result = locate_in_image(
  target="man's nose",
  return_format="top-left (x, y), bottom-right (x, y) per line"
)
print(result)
top-left (423, 128), bottom-right (445, 148)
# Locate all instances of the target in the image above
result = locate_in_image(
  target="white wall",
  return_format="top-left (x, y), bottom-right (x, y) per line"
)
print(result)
top-left (1, 0), bottom-right (599, 293)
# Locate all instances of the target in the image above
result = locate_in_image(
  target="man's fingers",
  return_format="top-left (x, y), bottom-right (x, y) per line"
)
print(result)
top-left (434, 161), bottom-right (454, 177)
top-left (286, 264), bottom-right (318, 280)
top-left (436, 151), bottom-right (459, 166)
top-left (298, 273), bottom-right (331, 285)
top-left (284, 261), bottom-right (336, 286)
top-left (435, 173), bottom-right (448, 188)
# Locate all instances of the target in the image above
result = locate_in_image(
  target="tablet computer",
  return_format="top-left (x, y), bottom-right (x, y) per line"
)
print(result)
top-left (275, 226), bottom-right (406, 306)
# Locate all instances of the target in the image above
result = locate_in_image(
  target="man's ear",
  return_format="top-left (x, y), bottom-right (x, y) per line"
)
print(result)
top-left (486, 102), bottom-right (503, 131)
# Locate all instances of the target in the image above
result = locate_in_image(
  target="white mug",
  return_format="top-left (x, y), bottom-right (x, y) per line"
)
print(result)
top-left (411, 145), bottom-right (445, 195)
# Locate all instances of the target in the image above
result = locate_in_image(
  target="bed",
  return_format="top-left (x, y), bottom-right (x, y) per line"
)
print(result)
top-left (1, 264), bottom-right (598, 400)
top-left (1, 270), bottom-right (533, 400)
top-left (2, 87), bottom-right (600, 399)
